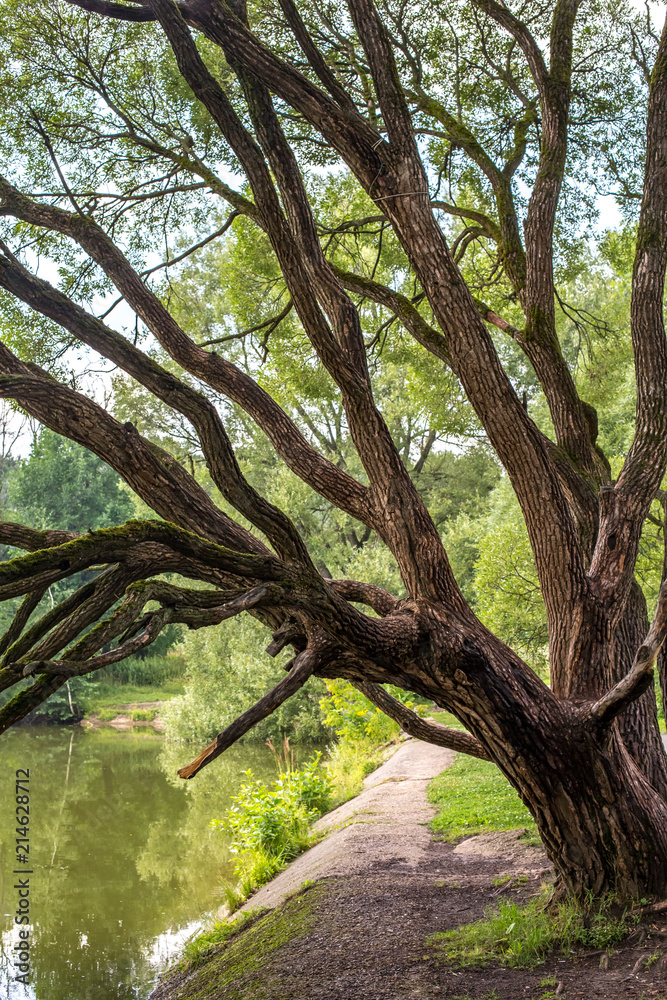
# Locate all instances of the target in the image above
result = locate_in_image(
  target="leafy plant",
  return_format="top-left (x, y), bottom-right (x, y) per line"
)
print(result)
top-left (430, 896), bottom-right (630, 968)
top-left (211, 753), bottom-right (333, 901)
top-left (96, 707), bottom-right (121, 721)
top-left (131, 708), bottom-right (157, 722)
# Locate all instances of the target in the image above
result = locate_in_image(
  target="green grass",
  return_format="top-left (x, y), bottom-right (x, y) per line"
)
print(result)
top-left (82, 680), bottom-right (185, 715)
top-left (181, 910), bottom-right (265, 969)
top-left (428, 753), bottom-right (536, 841)
top-left (166, 884), bottom-right (323, 998)
top-left (429, 895), bottom-right (630, 969)
top-left (131, 708), bottom-right (158, 721)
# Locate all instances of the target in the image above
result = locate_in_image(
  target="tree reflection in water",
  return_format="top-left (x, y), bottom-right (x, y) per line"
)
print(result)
top-left (0, 726), bottom-right (280, 999)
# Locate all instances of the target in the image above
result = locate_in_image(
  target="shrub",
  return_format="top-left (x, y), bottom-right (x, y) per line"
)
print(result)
top-left (319, 679), bottom-right (423, 804)
top-left (211, 753), bottom-right (332, 901)
top-left (97, 707), bottom-right (122, 721)
top-left (131, 708), bottom-right (157, 722)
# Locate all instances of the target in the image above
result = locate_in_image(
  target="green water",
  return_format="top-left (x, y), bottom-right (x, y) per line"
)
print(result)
top-left (0, 725), bottom-right (284, 1000)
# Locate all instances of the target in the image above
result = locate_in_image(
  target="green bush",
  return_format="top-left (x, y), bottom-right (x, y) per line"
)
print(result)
top-left (319, 679), bottom-right (424, 804)
top-left (211, 753), bottom-right (332, 900)
top-left (97, 707), bottom-right (122, 721)
top-left (131, 708), bottom-right (157, 722)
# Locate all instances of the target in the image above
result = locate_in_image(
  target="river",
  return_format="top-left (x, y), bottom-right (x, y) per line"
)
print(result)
top-left (0, 723), bottom-right (291, 1000)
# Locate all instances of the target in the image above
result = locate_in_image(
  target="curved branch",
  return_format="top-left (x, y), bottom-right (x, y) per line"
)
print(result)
top-left (21, 607), bottom-right (174, 678)
top-left (354, 680), bottom-right (490, 759)
top-left (0, 521), bottom-right (76, 551)
top-left (589, 581), bottom-right (667, 727)
top-left (431, 199), bottom-right (501, 242)
top-left (329, 579), bottom-right (398, 617)
top-left (276, 0), bottom-right (358, 113)
top-left (0, 178), bottom-right (374, 531)
top-left (0, 248), bottom-right (310, 563)
top-left (0, 350), bottom-right (264, 553)
top-left (0, 588), bottom-right (47, 657)
top-left (0, 519), bottom-right (288, 601)
top-left (65, 0), bottom-right (160, 20)
top-left (332, 265), bottom-right (452, 365)
top-left (591, 15), bottom-right (667, 597)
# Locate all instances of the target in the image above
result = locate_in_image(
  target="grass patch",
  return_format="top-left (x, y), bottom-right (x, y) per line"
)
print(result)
top-left (165, 884), bottom-right (323, 999)
top-left (96, 707), bottom-right (124, 721)
top-left (82, 680), bottom-right (185, 714)
top-left (181, 909), bottom-right (265, 969)
top-left (429, 895), bottom-right (631, 969)
top-left (131, 708), bottom-right (157, 721)
top-left (428, 753), bottom-right (536, 841)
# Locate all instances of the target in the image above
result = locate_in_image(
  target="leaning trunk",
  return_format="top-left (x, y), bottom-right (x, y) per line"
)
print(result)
top-left (417, 606), bottom-right (667, 901)
top-left (498, 725), bottom-right (667, 898)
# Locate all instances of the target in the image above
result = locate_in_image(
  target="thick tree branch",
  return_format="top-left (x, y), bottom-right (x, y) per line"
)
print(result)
top-left (178, 641), bottom-right (333, 778)
top-left (21, 607), bottom-right (174, 678)
top-left (0, 183), bottom-right (374, 534)
top-left (590, 13), bottom-right (667, 599)
top-left (276, 0), bottom-right (358, 113)
top-left (0, 588), bottom-right (48, 657)
top-left (140, 0), bottom-right (466, 604)
top-left (0, 519), bottom-right (289, 601)
top-left (65, 0), bottom-right (161, 20)
top-left (328, 579), bottom-right (398, 616)
top-left (353, 679), bottom-right (490, 759)
top-left (0, 247), bottom-right (311, 564)
top-left (589, 581), bottom-right (667, 727)
top-left (0, 361), bottom-right (262, 552)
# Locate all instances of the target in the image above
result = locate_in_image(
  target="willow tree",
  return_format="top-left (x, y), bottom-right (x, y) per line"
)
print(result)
top-left (0, 0), bottom-right (666, 901)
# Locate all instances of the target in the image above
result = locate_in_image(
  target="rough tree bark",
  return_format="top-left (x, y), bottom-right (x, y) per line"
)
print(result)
top-left (0, 0), bottom-right (665, 902)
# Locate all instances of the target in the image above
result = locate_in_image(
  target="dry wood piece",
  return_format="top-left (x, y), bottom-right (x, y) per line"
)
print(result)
top-left (178, 644), bottom-right (331, 779)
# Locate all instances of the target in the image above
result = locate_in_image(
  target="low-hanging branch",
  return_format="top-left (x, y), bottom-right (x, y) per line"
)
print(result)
top-left (21, 607), bottom-right (174, 679)
top-left (353, 680), bottom-right (490, 759)
top-left (0, 518), bottom-right (290, 601)
top-left (178, 642), bottom-right (335, 779)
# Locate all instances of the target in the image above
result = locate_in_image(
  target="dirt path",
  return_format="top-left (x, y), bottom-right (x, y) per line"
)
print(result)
top-left (151, 739), bottom-right (667, 1000)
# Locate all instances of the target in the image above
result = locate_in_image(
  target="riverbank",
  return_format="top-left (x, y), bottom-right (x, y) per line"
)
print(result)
top-left (82, 700), bottom-right (169, 732)
top-left (151, 738), bottom-right (667, 1000)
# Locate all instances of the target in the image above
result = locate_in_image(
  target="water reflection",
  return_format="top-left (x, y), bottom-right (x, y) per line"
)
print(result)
top-left (0, 725), bottom-right (282, 999)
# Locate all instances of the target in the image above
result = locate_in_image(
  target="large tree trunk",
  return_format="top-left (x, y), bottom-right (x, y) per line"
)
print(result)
top-left (504, 726), bottom-right (667, 898)
top-left (421, 609), bottom-right (667, 899)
